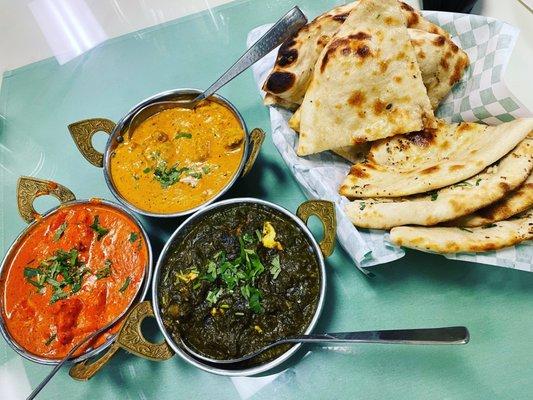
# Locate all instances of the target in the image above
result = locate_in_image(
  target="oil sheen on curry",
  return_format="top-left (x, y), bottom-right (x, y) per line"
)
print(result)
top-left (1, 202), bottom-right (147, 359)
top-left (110, 100), bottom-right (245, 214)
top-left (159, 203), bottom-right (321, 362)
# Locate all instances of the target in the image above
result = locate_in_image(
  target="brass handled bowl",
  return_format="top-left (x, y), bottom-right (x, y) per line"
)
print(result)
top-left (70, 198), bottom-right (336, 379)
top-left (0, 177), bottom-right (153, 368)
top-left (69, 88), bottom-right (265, 218)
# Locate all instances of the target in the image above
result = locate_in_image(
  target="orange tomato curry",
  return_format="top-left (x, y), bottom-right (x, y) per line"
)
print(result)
top-left (1, 202), bottom-right (147, 359)
top-left (110, 100), bottom-right (245, 214)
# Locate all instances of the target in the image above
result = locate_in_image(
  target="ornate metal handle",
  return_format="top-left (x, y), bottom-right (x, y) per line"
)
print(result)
top-left (296, 200), bottom-right (337, 257)
top-left (69, 301), bottom-right (173, 380)
top-left (197, 7), bottom-right (307, 102)
top-left (17, 177), bottom-right (76, 224)
top-left (69, 341), bottom-right (121, 381)
top-left (242, 128), bottom-right (266, 177)
top-left (68, 118), bottom-right (116, 167)
top-left (115, 301), bottom-right (174, 361)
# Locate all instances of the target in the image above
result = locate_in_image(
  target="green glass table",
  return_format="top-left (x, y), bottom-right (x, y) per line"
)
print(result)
top-left (1, 0), bottom-right (532, 398)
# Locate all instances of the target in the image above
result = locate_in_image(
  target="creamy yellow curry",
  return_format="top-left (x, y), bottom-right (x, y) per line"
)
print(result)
top-left (110, 100), bottom-right (245, 214)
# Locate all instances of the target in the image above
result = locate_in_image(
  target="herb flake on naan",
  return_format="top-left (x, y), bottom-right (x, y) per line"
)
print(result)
top-left (447, 173), bottom-right (533, 227)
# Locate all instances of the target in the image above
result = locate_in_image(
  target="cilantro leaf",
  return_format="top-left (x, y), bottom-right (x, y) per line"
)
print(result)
top-left (53, 222), bottom-right (67, 242)
top-left (90, 216), bottom-right (109, 240)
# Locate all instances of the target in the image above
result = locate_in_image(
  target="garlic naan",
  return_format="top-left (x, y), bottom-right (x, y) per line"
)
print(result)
top-left (264, 1), bottom-right (450, 108)
top-left (448, 173), bottom-right (533, 227)
top-left (340, 118), bottom-right (533, 198)
top-left (297, 0), bottom-right (435, 156)
top-left (390, 210), bottom-right (533, 253)
top-left (344, 138), bottom-right (533, 229)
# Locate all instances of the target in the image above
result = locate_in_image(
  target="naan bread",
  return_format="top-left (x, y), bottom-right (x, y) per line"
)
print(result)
top-left (263, 1), bottom-right (450, 108)
top-left (297, 0), bottom-right (435, 156)
top-left (448, 173), bottom-right (533, 227)
top-left (340, 118), bottom-right (533, 198)
top-left (390, 210), bottom-right (533, 253)
top-left (409, 29), bottom-right (469, 109)
top-left (344, 138), bottom-right (533, 229)
top-left (287, 30), bottom-right (469, 134)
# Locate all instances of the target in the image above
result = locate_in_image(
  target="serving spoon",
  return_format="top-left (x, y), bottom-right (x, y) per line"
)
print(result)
top-left (184, 326), bottom-right (470, 365)
top-left (126, 6), bottom-right (307, 137)
top-left (26, 282), bottom-right (145, 400)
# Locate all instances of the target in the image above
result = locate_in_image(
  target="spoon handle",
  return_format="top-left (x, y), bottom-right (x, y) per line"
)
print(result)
top-left (26, 324), bottom-right (115, 400)
top-left (282, 326), bottom-right (470, 345)
top-left (196, 6), bottom-right (307, 102)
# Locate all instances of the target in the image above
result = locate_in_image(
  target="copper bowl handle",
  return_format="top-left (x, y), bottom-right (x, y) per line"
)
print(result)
top-left (242, 128), bottom-right (265, 177)
top-left (17, 177), bottom-right (76, 224)
top-left (68, 118), bottom-right (116, 167)
top-left (69, 301), bottom-right (174, 380)
top-left (296, 200), bottom-right (337, 257)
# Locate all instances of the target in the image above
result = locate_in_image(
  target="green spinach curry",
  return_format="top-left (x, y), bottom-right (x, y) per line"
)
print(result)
top-left (158, 203), bottom-right (321, 361)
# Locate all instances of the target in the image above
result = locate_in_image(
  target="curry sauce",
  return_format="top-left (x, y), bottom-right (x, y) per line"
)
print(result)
top-left (110, 100), bottom-right (245, 214)
top-left (1, 202), bottom-right (147, 359)
top-left (158, 203), bottom-right (321, 362)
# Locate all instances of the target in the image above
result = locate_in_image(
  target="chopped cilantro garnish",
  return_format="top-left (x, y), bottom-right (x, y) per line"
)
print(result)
top-left (459, 227), bottom-right (473, 233)
top-left (475, 178), bottom-right (482, 186)
top-left (175, 132), bottom-right (192, 139)
top-left (206, 288), bottom-right (224, 305)
top-left (270, 255), bottom-right (281, 279)
top-left (129, 232), bottom-right (139, 243)
top-left (119, 276), bottom-right (131, 293)
top-left (53, 222), bottom-right (67, 242)
top-left (153, 161), bottom-right (188, 188)
top-left (44, 333), bottom-right (56, 346)
top-left (143, 167), bottom-right (151, 174)
top-left (90, 216), bottom-right (109, 240)
top-left (95, 259), bottom-right (112, 279)
top-left (430, 192), bottom-right (438, 201)
top-left (24, 248), bottom-right (89, 303)
top-left (359, 202), bottom-right (366, 210)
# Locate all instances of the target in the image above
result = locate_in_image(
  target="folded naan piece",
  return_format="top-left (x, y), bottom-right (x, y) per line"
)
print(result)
top-left (287, 29), bottom-right (469, 135)
top-left (344, 138), bottom-right (533, 229)
top-left (447, 173), bottom-right (533, 227)
top-left (409, 29), bottom-right (469, 109)
top-left (340, 118), bottom-right (533, 198)
top-left (390, 210), bottom-right (533, 253)
top-left (263, 1), bottom-right (450, 109)
top-left (297, 0), bottom-right (435, 156)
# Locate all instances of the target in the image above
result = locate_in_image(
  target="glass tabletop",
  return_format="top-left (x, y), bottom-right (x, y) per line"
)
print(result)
top-left (1, 0), bottom-right (533, 399)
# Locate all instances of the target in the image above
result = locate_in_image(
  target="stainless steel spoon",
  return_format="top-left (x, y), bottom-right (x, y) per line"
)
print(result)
top-left (26, 283), bottom-right (144, 400)
top-left (184, 326), bottom-right (470, 365)
top-left (126, 6), bottom-right (307, 137)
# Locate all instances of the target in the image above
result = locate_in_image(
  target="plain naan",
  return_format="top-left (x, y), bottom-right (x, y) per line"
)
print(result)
top-left (297, 0), bottom-right (435, 156)
top-left (287, 29), bottom-right (469, 134)
top-left (344, 138), bottom-right (533, 229)
top-left (263, 1), bottom-right (451, 108)
top-left (340, 118), bottom-right (533, 198)
top-left (390, 210), bottom-right (533, 253)
top-left (448, 173), bottom-right (533, 227)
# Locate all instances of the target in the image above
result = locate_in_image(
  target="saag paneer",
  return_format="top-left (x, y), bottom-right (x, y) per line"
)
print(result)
top-left (159, 203), bottom-right (321, 361)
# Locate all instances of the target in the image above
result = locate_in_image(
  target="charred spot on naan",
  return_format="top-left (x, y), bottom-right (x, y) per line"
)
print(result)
top-left (349, 165), bottom-right (371, 178)
top-left (421, 165), bottom-right (440, 174)
top-left (348, 91), bottom-right (366, 107)
top-left (320, 32), bottom-right (372, 73)
top-left (265, 71), bottom-right (296, 94)
top-left (405, 130), bottom-right (435, 148)
top-left (333, 12), bottom-right (350, 22)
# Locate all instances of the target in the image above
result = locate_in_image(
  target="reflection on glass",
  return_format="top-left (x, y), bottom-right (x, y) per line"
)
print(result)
top-left (28, 0), bottom-right (108, 64)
